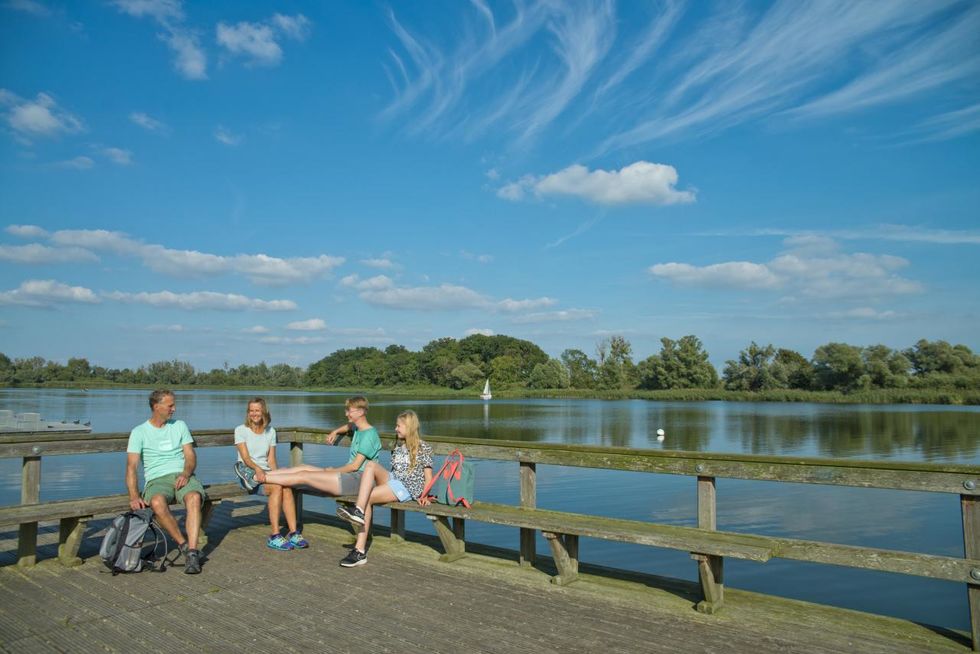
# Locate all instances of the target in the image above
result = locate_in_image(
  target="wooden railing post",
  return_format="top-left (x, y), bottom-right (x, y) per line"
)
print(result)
top-left (962, 494), bottom-right (980, 651)
top-left (520, 461), bottom-right (536, 566)
top-left (291, 441), bottom-right (304, 528)
top-left (18, 455), bottom-right (41, 567)
top-left (695, 475), bottom-right (724, 613)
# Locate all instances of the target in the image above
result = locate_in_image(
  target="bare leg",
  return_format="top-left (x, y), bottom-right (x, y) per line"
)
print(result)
top-left (149, 494), bottom-right (185, 546)
top-left (265, 484), bottom-right (283, 534)
top-left (264, 468), bottom-right (342, 495)
top-left (354, 485), bottom-right (398, 552)
top-left (183, 491), bottom-right (202, 550)
top-left (268, 463), bottom-right (323, 475)
top-left (282, 486), bottom-right (298, 533)
top-left (355, 461), bottom-right (390, 511)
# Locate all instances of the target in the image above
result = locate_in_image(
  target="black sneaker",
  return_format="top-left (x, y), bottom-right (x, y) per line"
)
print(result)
top-left (339, 548), bottom-right (367, 567)
top-left (184, 548), bottom-right (202, 574)
top-left (336, 505), bottom-right (365, 526)
top-left (234, 462), bottom-right (259, 492)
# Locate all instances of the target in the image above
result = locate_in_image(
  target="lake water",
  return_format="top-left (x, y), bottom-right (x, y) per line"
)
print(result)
top-left (2, 387), bottom-right (978, 632)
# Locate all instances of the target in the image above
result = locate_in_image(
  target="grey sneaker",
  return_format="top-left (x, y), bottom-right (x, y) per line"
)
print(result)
top-left (339, 548), bottom-right (367, 567)
top-left (234, 462), bottom-right (258, 491)
top-left (184, 548), bottom-right (202, 574)
top-left (336, 505), bottom-right (365, 526)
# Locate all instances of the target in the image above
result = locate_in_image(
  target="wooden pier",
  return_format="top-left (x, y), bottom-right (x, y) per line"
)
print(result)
top-left (1, 427), bottom-right (978, 653)
top-left (0, 499), bottom-right (971, 653)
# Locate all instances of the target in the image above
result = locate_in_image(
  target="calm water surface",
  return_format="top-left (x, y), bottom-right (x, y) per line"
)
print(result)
top-left (2, 388), bottom-right (978, 632)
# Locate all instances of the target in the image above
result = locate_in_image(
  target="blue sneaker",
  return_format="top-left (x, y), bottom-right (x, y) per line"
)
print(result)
top-left (267, 533), bottom-right (294, 551)
top-left (235, 462), bottom-right (260, 492)
top-left (287, 531), bottom-right (309, 549)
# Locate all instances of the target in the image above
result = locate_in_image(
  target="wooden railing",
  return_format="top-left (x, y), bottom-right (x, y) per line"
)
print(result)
top-left (1, 427), bottom-right (978, 649)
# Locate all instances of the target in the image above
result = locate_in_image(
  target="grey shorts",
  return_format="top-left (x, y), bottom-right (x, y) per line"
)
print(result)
top-left (338, 471), bottom-right (362, 495)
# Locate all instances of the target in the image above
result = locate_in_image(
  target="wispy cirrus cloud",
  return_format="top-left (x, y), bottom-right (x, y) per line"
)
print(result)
top-left (382, 2), bottom-right (980, 152)
top-left (130, 111), bottom-right (168, 132)
top-left (729, 224), bottom-right (980, 246)
top-left (499, 161), bottom-right (694, 205)
top-left (214, 125), bottom-right (242, 146)
top-left (286, 318), bottom-right (326, 331)
top-left (13, 226), bottom-right (344, 285)
top-left (510, 308), bottom-right (598, 323)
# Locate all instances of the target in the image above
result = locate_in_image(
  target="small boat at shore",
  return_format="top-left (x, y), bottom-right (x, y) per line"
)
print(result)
top-left (480, 379), bottom-right (492, 401)
top-left (0, 410), bottom-right (92, 434)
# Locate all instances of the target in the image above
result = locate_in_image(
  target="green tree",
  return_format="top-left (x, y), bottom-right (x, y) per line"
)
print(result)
top-left (447, 362), bottom-right (484, 389)
top-left (0, 353), bottom-right (14, 384)
top-left (862, 345), bottom-right (910, 388)
top-left (419, 338), bottom-right (461, 386)
top-left (490, 355), bottom-right (521, 387)
top-left (774, 348), bottom-right (814, 389)
top-left (637, 336), bottom-right (718, 389)
top-left (560, 349), bottom-right (598, 389)
top-left (383, 345), bottom-right (422, 386)
top-left (812, 343), bottom-right (866, 391)
top-left (723, 342), bottom-right (781, 391)
top-left (528, 358), bottom-right (571, 389)
top-left (596, 336), bottom-right (638, 390)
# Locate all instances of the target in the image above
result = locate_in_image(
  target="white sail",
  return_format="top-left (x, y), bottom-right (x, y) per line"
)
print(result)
top-left (480, 379), bottom-right (492, 400)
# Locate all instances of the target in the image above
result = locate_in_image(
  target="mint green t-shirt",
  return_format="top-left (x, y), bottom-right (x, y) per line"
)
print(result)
top-left (348, 426), bottom-right (381, 472)
top-left (127, 419), bottom-right (194, 483)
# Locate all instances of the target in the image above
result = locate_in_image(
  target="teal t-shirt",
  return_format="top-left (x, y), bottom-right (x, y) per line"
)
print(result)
top-left (127, 419), bottom-right (194, 483)
top-left (348, 426), bottom-right (381, 472)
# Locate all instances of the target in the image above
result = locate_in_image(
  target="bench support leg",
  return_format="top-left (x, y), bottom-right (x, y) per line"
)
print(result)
top-left (58, 516), bottom-right (90, 567)
top-left (18, 455), bottom-right (41, 568)
top-left (693, 553), bottom-right (725, 614)
top-left (428, 515), bottom-right (466, 562)
top-left (544, 532), bottom-right (579, 585)
top-left (17, 523), bottom-right (37, 568)
top-left (520, 461), bottom-right (536, 567)
top-left (390, 508), bottom-right (405, 543)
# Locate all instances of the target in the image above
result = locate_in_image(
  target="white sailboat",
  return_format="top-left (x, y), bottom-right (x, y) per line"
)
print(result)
top-left (479, 378), bottom-right (492, 401)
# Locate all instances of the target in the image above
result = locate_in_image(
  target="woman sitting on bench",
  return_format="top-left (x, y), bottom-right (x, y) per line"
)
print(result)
top-left (335, 410), bottom-right (433, 568)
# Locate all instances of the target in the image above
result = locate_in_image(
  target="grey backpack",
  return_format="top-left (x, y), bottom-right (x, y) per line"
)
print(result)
top-left (99, 508), bottom-right (169, 574)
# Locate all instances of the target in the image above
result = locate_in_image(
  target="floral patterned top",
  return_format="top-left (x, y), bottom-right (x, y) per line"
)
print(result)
top-left (390, 440), bottom-right (433, 499)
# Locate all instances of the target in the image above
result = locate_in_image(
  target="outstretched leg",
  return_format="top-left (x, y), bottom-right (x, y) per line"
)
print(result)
top-left (262, 468), bottom-right (342, 495)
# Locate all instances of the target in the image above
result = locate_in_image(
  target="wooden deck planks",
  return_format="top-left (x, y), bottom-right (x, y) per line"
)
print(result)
top-left (0, 497), bottom-right (971, 654)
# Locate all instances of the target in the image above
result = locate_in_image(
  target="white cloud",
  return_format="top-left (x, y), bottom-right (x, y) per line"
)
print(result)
top-left (111, 0), bottom-right (183, 22)
top-left (0, 243), bottom-right (98, 264)
top-left (241, 325), bottom-right (269, 334)
top-left (465, 328), bottom-right (495, 336)
top-left (216, 14), bottom-right (310, 68)
top-left (161, 29), bottom-right (207, 80)
top-left (271, 14), bottom-right (312, 41)
top-left (362, 257), bottom-right (395, 269)
top-left (824, 308), bottom-right (900, 321)
top-left (214, 125), bottom-right (242, 145)
top-left (752, 225), bottom-right (980, 247)
top-left (460, 250), bottom-right (493, 263)
top-left (101, 147), bottom-right (133, 165)
top-left (650, 239), bottom-right (924, 301)
top-left (46, 228), bottom-right (344, 285)
top-left (129, 112), bottom-right (167, 132)
top-left (0, 279), bottom-right (100, 307)
top-left (511, 309), bottom-right (598, 323)
top-left (341, 274), bottom-right (395, 291)
top-left (286, 318), bottom-right (326, 331)
top-left (499, 162), bottom-right (695, 206)
top-left (145, 323), bottom-right (185, 332)
top-left (649, 262), bottom-right (781, 290)
top-left (56, 156), bottom-right (94, 170)
top-left (104, 290), bottom-right (297, 311)
top-left (5, 0), bottom-right (51, 17)
top-left (496, 297), bottom-right (557, 312)
top-left (5, 224), bottom-right (49, 238)
top-left (0, 90), bottom-right (84, 139)
top-left (259, 335), bottom-right (327, 345)
top-left (360, 282), bottom-right (489, 311)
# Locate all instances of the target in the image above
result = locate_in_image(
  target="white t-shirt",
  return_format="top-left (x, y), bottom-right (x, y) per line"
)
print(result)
top-left (234, 424), bottom-right (276, 471)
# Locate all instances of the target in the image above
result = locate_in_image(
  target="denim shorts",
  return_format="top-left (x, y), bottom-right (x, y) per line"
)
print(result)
top-left (387, 478), bottom-right (411, 502)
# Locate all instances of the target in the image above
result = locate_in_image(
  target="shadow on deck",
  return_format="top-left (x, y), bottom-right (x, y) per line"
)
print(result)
top-left (0, 498), bottom-right (971, 653)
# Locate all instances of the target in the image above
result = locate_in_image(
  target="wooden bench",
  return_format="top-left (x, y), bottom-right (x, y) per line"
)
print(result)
top-left (328, 493), bottom-right (777, 612)
top-left (0, 482), bottom-right (245, 567)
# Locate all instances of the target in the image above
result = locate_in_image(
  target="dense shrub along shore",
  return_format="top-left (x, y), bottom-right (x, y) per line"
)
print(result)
top-left (2, 334), bottom-right (978, 405)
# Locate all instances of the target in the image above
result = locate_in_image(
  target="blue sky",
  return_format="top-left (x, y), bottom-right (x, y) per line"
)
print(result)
top-left (1, 0), bottom-right (978, 372)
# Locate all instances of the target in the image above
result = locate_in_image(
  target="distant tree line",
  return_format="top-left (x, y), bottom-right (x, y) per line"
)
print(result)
top-left (1, 335), bottom-right (977, 393)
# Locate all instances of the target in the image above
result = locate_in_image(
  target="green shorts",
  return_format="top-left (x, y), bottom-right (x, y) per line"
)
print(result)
top-left (142, 473), bottom-right (207, 505)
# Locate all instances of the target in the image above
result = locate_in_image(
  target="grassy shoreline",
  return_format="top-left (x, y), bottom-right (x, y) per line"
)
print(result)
top-left (2, 381), bottom-right (978, 405)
